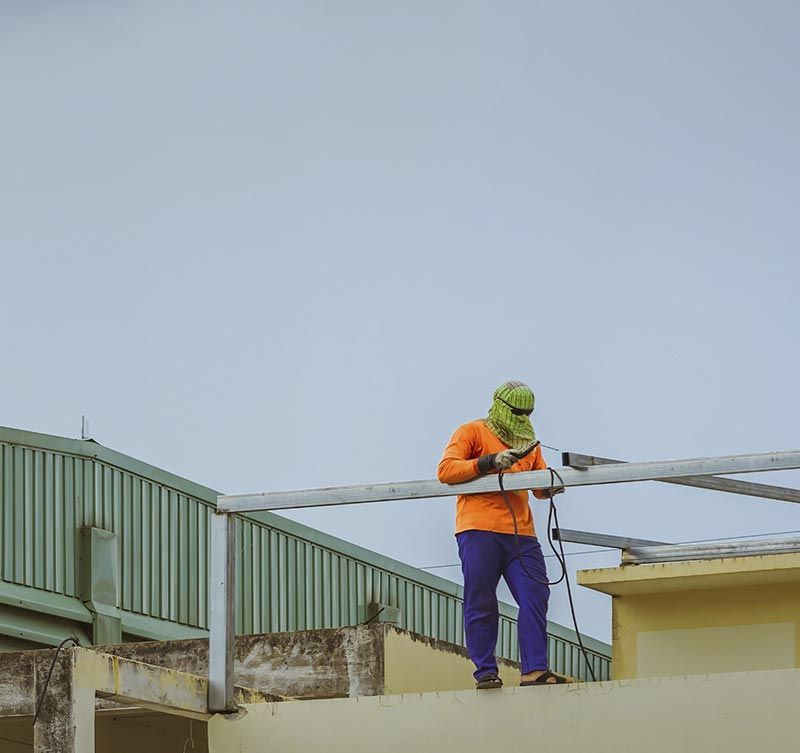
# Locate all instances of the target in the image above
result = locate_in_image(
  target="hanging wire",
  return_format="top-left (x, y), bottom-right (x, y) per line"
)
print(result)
top-left (32, 636), bottom-right (81, 726)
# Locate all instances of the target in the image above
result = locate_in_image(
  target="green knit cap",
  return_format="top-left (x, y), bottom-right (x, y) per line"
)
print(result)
top-left (485, 381), bottom-right (536, 449)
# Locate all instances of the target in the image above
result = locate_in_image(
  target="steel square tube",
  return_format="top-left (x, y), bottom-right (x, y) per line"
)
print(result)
top-left (218, 450), bottom-right (800, 513)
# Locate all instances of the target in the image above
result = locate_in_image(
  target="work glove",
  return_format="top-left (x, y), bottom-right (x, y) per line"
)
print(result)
top-left (477, 442), bottom-right (539, 474)
top-left (539, 485), bottom-right (565, 498)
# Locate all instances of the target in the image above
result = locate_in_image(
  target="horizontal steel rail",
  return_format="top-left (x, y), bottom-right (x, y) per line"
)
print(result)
top-left (218, 450), bottom-right (800, 513)
top-left (552, 528), bottom-right (669, 549)
top-left (623, 536), bottom-right (800, 564)
top-left (562, 452), bottom-right (800, 505)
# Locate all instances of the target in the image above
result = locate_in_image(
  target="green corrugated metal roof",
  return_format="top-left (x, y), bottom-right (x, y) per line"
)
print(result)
top-left (0, 425), bottom-right (611, 678)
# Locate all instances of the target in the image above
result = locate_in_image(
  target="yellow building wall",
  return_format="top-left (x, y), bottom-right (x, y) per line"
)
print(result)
top-left (614, 583), bottom-right (800, 678)
top-left (0, 713), bottom-right (208, 753)
top-left (579, 553), bottom-right (800, 680)
top-left (208, 669), bottom-right (800, 753)
top-left (383, 629), bottom-right (518, 693)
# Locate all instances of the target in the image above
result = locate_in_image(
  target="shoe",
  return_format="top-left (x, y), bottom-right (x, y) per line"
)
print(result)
top-left (475, 673), bottom-right (503, 690)
top-left (520, 670), bottom-right (570, 687)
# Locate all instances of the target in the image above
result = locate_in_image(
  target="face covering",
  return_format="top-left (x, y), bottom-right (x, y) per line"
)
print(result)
top-left (484, 380), bottom-right (536, 449)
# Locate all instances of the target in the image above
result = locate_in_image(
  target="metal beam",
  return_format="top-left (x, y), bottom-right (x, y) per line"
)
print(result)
top-left (208, 511), bottom-right (236, 713)
top-left (217, 450), bottom-right (800, 513)
top-left (563, 452), bottom-right (800, 505)
top-left (74, 648), bottom-right (212, 720)
top-left (622, 536), bottom-right (800, 565)
top-left (552, 528), bottom-right (669, 549)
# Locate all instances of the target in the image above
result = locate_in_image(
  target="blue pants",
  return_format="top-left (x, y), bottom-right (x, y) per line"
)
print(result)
top-left (457, 530), bottom-right (549, 679)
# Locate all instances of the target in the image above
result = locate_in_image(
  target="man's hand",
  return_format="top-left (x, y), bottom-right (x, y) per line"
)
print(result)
top-left (477, 448), bottom-right (524, 474)
top-left (494, 449), bottom-right (519, 471)
top-left (540, 486), bottom-right (565, 498)
top-left (477, 442), bottom-right (539, 474)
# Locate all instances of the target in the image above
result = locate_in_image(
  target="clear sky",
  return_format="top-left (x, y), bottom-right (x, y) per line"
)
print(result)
top-left (2, 1), bottom-right (799, 641)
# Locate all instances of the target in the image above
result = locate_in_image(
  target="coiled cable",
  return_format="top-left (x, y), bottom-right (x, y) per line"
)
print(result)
top-left (498, 466), bottom-right (597, 681)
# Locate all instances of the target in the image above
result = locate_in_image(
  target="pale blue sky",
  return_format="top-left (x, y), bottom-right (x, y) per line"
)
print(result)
top-left (2, 1), bottom-right (798, 640)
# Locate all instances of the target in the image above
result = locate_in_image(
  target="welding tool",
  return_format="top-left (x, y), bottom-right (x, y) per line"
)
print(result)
top-left (477, 440), bottom-right (541, 473)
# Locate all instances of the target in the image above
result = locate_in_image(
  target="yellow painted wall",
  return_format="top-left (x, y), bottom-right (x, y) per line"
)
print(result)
top-left (612, 582), bottom-right (800, 678)
top-left (383, 629), bottom-right (518, 693)
top-left (579, 554), bottom-right (800, 679)
top-left (208, 669), bottom-right (800, 753)
top-left (0, 713), bottom-right (208, 753)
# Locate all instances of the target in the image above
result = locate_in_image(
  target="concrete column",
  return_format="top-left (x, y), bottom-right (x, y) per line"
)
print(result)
top-left (343, 625), bottom-right (385, 697)
top-left (33, 648), bottom-right (94, 753)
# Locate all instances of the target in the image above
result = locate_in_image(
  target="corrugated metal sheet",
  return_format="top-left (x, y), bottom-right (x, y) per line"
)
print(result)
top-left (0, 442), bottom-right (209, 626)
top-left (0, 427), bottom-right (611, 680)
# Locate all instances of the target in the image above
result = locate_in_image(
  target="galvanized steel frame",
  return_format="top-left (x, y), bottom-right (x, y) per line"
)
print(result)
top-left (553, 528), bottom-right (670, 549)
top-left (209, 449), bottom-right (800, 711)
top-left (209, 511), bottom-right (236, 712)
top-left (217, 450), bottom-right (800, 513)
top-left (622, 536), bottom-right (800, 564)
top-left (562, 452), bottom-right (800, 505)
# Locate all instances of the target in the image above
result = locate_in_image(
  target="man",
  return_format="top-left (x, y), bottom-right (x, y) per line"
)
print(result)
top-left (437, 380), bottom-right (567, 689)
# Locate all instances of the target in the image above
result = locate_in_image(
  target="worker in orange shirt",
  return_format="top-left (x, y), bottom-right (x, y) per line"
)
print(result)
top-left (438, 381), bottom-right (567, 689)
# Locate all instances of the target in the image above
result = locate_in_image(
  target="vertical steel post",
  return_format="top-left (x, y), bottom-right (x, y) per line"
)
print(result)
top-left (208, 508), bottom-right (236, 712)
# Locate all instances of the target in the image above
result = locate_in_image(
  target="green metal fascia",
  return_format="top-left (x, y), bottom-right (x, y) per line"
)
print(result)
top-left (0, 426), bottom-right (218, 503)
top-left (0, 606), bottom-right (91, 647)
top-left (0, 581), bottom-right (207, 644)
top-left (0, 580), bottom-right (92, 624)
top-left (121, 611), bottom-right (208, 642)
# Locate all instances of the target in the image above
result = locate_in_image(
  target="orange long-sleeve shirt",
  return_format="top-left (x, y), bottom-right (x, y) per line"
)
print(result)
top-left (437, 419), bottom-right (549, 537)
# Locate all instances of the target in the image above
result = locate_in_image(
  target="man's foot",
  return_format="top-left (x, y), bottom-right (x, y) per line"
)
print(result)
top-left (475, 673), bottom-right (503, 690)
top-left (519, 670), bottom-right (570, 686)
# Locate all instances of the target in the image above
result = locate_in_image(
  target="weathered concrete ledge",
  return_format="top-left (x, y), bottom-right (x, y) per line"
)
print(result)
top-left (0, 625), bottom-right (520, 753)
top-left (88, 624), bottom-right (517, 699)
top-left (0, 625), bottom-right (519, 717)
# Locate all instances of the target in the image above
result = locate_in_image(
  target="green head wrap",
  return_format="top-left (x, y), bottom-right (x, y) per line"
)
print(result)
top-left (485, 380), bottom-right (536, 449)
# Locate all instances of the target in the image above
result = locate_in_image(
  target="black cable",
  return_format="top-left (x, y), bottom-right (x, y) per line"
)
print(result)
top-left (498, 470), bottom-right (564, 586)
top-left (32, 635), bottom-right (81, 726)
top-left (362, 606), bottom-right (386, 625)
top-left (498, 467), bottom-right (597, 682)
top-left (547, 469), bottom-right (597, 682)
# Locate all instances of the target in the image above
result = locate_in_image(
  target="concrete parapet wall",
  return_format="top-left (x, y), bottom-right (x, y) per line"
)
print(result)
top-left (91, 624), bottom-right (387, 699)
top-left (0, 624), bottom-right (520, 752)
top-left (91, 624), bottom-right (517, 698)
top-left (209, 669), bottom-right (800, 753)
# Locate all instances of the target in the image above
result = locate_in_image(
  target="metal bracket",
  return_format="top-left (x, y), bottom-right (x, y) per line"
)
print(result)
top-left (623, 536), bottom-right (800, 565)
top-left (562, 452), bottom-right (800, 505)
top-left (552, 528), bottom-right (670, 549)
